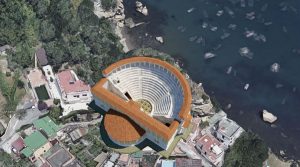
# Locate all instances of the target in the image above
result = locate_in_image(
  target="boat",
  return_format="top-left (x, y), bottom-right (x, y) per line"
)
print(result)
top-left (239, 47), bottom-right (253, 59)
top-left (210, 26), bottom-right (218, 31)
top-left (204, 52), bottom-right (216, 59)
top-left (270, 63), bottom-right (280, 73)
top-left (221, 32), bottom-right (230, 39)
top-left (245, 30), bottom-right (256, 38)
top-left (228, 24), bottom-right (237, 30)
top-left (262, 110), bottom-right (277, 123)
top-left (189, 36), bottom-right (198, 42)
top-left (216, 10), bottom-right (224, 16)
top-left (244, 83), bottom-right (249, 90)
top-left (187, 7), bottom-right (195, 13)
top-left (246, 12), bottom-right (255, 20)
top-left (196, 36), bottom-right (203, 44)
top-left (226, 66), bottom-right (233, 74)
top-left (224, 6), bottom-right (235, 16)
top-left (202, 22), bottom-right (208, 28)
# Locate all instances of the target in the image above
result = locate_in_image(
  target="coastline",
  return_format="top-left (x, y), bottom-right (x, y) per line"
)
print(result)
top-left (104, 0), bottom-right (299, 165)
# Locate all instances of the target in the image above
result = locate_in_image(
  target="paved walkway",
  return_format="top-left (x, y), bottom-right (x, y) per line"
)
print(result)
top-left (0, 108), bottom-right (47, 153)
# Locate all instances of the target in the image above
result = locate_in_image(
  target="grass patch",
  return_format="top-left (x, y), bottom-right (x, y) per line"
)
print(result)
top-left (0, 71), bottom-right (25, 114)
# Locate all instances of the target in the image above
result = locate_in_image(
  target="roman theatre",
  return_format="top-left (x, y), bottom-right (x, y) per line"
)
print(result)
top-left (92, 56), bottom-right (192, 149)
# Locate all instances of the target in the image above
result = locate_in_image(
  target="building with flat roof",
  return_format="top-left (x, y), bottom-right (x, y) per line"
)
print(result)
top-left (161, 160), bottom-right (175, 167)
top-left (195, 134), bottom-right (224, 167)
top-left (56, 70), bottom-right (92, 104)
top-left (21, 131), bottom-right (51, 161)
top-left (92, 56), bottom-right (192, 150)
top-left (175, 158), bottom-right (202, 167)
top-left (215, 117), bottom-right (244, 147)
top-left (33, 116), bottom-right (59, 138)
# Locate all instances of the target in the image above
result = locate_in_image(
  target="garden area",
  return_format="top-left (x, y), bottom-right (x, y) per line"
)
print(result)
top-left (0, 71), bottom-right (26, 117)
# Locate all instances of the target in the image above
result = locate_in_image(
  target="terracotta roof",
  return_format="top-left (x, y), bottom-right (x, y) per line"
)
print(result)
top-left (11, 137), bottom-right (25, 152)
top-left (57, 70), bottom-right (89, 93)
top-left (104, 109), bottom-right (145, 143)
top-left (196, 134), bottom-right (223, 162)
top-left (92, 56), bottom-right (191, 141)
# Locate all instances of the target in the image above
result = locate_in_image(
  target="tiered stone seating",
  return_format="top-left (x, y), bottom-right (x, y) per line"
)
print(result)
top-left (107, 61), bottom-right (184, 118)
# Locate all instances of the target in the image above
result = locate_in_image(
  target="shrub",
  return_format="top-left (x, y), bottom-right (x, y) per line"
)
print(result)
top-left (224, 131), bottom-right (268, 167)
top-left (5, 72), bottom-right (11, 77)
top-left (53, 98), bottom-right (60, 105)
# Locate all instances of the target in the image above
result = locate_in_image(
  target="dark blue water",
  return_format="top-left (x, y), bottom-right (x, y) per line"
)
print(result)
top-left (123, 0), bottom-right (300, 159)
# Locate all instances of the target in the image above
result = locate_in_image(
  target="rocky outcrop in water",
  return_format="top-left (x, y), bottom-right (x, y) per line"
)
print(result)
top-left (186, 75), bottom-right (214, 116)
top-left (155, 36), bottom-right (164, 43)
top-left (262, 109), bottom-right (277, 123)
top-left (136, 1), bottom-right (148, 16)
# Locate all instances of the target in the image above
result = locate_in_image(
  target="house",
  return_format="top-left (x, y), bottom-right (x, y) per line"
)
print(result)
top-left (175, 158), bottom-right (202, 167)
top-left (69, 128), bottom-right (88, 142)
top-left (33, 116), bottom-right (59, 138)
top-left (109, 152), bottom-right (120, 163)
top-left (42, 144), bottom-right (78, 167)
top-left (36, 48), bottom-right (48, 67)
top-left (195, 134), bottom-right (224, 167)
top-left (161, 160), bottom-right (175, 167)
top-left (118, 154), bottom-right (129, 166)
top-left (56, 70), bottom-right (92, 104)
top-left (128, 151), bottom-right (143, 167)
top-left (215, 118), bottom-right (244, 147)
top-left (11, 137), bottom-right (26, 155)
top-left (94, 152), bottom-right (109, 167)
top-left (21, 131), bottom-right (52, 162)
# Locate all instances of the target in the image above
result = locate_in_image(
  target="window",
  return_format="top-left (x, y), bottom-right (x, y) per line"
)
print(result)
top-left (83, 94), bottom-right (87, 96)
top-left (73, 95), bottom-right (79, 98)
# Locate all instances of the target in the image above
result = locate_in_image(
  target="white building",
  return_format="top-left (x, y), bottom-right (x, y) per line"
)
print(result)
top-left (215, 118), bottom-right (244, 147)
top-left (56, 70), bottom-right (92, 104)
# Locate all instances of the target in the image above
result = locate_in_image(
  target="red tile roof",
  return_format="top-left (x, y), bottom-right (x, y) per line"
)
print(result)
top-left (57, 70), bottom-right (89, 93)
top-left (12, 137), bottom-right (25, 152)
top-left (104, 109), bottom-right (145, 143)
top-left (196, 134), bottom-right (223, 162)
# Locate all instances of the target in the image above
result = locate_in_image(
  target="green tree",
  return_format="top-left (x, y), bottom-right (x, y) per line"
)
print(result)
top-left (224, 131), bottom-right (268, 167)
top-left (101, 0), bottom-right (117, 11)
top-left (49, 106), bottom-right (62, 121)
top-left (39, 20), bottom-right (56, 41)
top-left (44, 40), bottom-right (68, 68)
top-left (35, 0), bottom-right (50, 17)
top-left (0, 0), bottom-right (39, 45)
top-left (11, 42), bottom-right (34, 68)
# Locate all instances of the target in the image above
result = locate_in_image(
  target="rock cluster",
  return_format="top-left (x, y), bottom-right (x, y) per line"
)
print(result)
top-left (155, 36), bottom-right (164, 43)
top-left (94, 0), bottom-right (125, 27)
top-left (262, 109), bottom-right (277, 123)
top-left (186, 76), bottom-right (214, 115)
top-left (136, 1), bottom-right (148, 16)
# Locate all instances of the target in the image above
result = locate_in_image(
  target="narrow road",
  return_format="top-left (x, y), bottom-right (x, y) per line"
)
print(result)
top-left (0, 108), bottom-right (47, 153)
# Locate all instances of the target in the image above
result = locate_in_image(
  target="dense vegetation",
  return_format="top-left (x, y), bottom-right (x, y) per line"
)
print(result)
top-left (0, 71), bottom-right (24, 113)
top-left (0, 0), bottom-right (122, 83)
top-left (224, 131), bottom-right (268, 167)
top-left (0, 149), bottom-right (33, 167)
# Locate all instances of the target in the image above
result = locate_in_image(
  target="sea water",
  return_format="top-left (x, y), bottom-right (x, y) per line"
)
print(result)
top-left (123, 0), bottom-right (300, 159)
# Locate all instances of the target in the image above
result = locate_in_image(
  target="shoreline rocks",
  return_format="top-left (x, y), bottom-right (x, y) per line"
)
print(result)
top-left (136, 1), bottom-right (148, 16)
top-left (262, 109), bottom-right (277, 123)
top-left (155, 36), bottom-right (164, 43)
